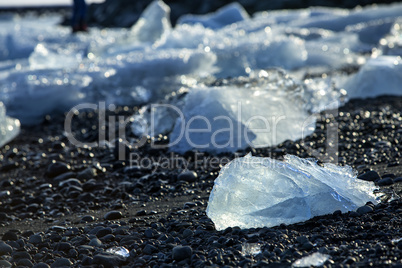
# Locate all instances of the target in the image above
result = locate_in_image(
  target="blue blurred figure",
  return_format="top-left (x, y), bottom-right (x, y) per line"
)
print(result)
top-left (72, 0), bottom-right (88, 33)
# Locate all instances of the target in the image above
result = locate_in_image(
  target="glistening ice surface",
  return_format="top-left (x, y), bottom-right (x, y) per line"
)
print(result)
top-left (0, 102), bottom-right (20, 148)
top-left (1, 1), bottom-right (402, 149)
top-left (206, 154), bottom-right (377, 230)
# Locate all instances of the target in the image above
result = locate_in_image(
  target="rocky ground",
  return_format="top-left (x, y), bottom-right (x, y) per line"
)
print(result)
top-left (0, 94), bottom-right (401, 267)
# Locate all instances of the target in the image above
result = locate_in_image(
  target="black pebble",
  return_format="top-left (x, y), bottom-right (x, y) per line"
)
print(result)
top-left (33, 263), bottom-right (51, 268)
top-left (357, 205), bottom-right (374, 215)
top-left (358, 170), bottom-right (380, 181)
top-left (376, 177), bottom-right (394, 186)
top-left (104, 211), bottom-right (123, 220)
top-left (81, 215), bottom-right (95, 223)
top-left (172, 246), bottom-right (192, 261)
top-left (46, 162), bottom-right (71, 178)
top-left (178, 171), bottom-right (198, 182)
top-left (96, 227), bottom-right (113, 238)
top-left (2, 231), bottom-right (18, 241)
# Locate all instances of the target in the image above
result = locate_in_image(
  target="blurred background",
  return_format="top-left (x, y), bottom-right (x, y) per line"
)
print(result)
top-left (0, 0), bottom-right (400, 28)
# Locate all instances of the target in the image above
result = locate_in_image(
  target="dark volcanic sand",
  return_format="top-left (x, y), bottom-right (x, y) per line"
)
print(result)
top-left (0, 96), bottom-right (401, 267)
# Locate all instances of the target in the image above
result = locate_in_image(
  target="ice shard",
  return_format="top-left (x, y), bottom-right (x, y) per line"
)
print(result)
top-left (0, 101), bottom-right (20, 147)
top-left (206, 154), bottom-right (377, 230)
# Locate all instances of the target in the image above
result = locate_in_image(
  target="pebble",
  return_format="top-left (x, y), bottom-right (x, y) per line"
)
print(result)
top-left (0, 260), bottom-right (12, 267)
top-left (51, 257), bottom-right (73, 267)
top-left (0, 242), bottom-right (13, 255)
top-left (17, 258), bottom-right (34, 267)
top-left (89, 238), bottom-right (102, 247)
top-left (2, 231), bottom-right (18, 241)
top-left (81, 215), bottom-right (95, 223)
top-left (376, 177), bottom-right (394, 186)
top-left (357, 205), bottom-right (374, 215)
top-left (33, 263), bottom-right (51, 268)
top-left (143, 244), bottom-right (157, 255)
top-left (92, 254), bottom-right (124, 268)
top-left (172, 246), bottom-right (192, 261)
top-left (46, 162), bottom-right (71, 178)
top-left (104, 210), bottom-right (123, 220)
top-left (96, 227), bottom-right (113, 238)
top-left (358, 170), bottom-right (380, 181)
top-left (178, 170), bottom-right (198, 182)
top-left (28, 234), bottom-right (43, 244)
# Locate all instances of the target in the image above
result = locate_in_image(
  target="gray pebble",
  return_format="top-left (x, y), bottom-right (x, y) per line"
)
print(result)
top-left (0, 242), bottom-right (13, 256)
top-left (89, 238), bottom-right (102, 247)
top-left (92, 254), bottom-right (124, 268)
top-left (0, 260), bottom-right (12, 268)
top-left (51, 257), bottom-right (73, 267)
top-left (29, 234), bottom-right (43, 244)
top-left (33, 263), bottom-right (51, 268)
top-left (357, 205), bottom-right (374, 215)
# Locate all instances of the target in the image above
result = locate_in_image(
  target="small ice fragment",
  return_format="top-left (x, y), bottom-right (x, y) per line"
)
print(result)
top-left (292, 252), bottom-right (330, 267)
top-left (0, 101), bottom-right (20, 148)
top-left (241, 243), bottom-right (261, 256)
top-left (106, 246), bottom-right (130, 258)
top-left (391, 238), bottom-right (402, 243)
top-left (206, 154), bottom-right (378, 230)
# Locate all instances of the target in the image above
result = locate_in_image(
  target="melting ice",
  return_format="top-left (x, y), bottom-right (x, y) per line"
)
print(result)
top-left (0, 102), bottom-right (20, 148)
top-left (206, 153), bottom-right (378, 230)
top-left (0, 1), bottom-right (402, 148)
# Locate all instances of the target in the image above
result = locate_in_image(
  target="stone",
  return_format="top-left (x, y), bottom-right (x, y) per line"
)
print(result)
top-left (172, 246), bottom-right (192, 261)
top-left (104, 211), bottom-right (123, 220)
top-left (33, 263), bottom-right (51, 268)
top-left (81, 215), bottom-right (95, 223)
top-left (2, 231), bottom-right (18, 241)
top-left (0, 260), bottom-right (12, 268)
top-left (178, 171), bottom-right (198, 182)
top-left (89, 238), bottom-right (102, 247)
top-left (51, 257), bottom-right (73, 267)
top-left (29, 234), bottom-right (43, 244)
top-left (358, 170), bottom-right (381, 182)
top-left (357, 205), bottom-right (374, 215)
top-left (376, 177), bottom-right (394, 186)
top-left (0, 242), bottom-right (13, 255)
top-left (92, 254), bottom-right (124, 268)
top-left (46, 162), bottom-right (71, 178)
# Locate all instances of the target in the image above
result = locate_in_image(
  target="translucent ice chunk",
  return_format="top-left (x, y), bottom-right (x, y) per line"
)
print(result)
top-left (131, 0), bottom-right (171, 44)
top-left (178, 2), bottom-right (249, 30)
top-left (168, 70), bottom-right (315, 154)
top-left (0, 101), bottom-right (20, 147)
top-left (106, 246), bottom-right (130, 258)
top-left (206, 154), bottom-right (377, 230)
top-left (343, 56), bottom-right (402, 99)
top-left (241, 243), bottom-right (261, 257)
top-left (292, 252), bottom-right (330, 267)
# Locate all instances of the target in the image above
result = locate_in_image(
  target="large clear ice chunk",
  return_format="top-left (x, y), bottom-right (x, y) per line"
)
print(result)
top-left (206, 154), bottom-right (377, 230)
top-left (0, 101), bottom-right (20, 147)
